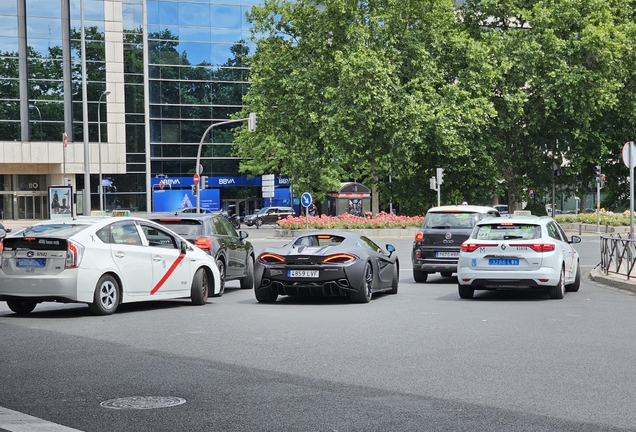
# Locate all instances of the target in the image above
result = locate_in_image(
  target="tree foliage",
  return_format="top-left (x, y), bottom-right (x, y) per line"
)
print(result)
top-left (235, 0), bottom-right (636, 214)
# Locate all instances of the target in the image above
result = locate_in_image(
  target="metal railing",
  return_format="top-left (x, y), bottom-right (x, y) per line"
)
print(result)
top-left (600, 234), bottom-right (636, 279)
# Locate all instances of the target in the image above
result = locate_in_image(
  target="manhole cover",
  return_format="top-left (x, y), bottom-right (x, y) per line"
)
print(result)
top-left (100, 396), bottom-right (186, 410)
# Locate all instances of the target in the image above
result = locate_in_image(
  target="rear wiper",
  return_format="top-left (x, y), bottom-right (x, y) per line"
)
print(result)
top-left (431, 225), bottom-right (450, 229)
top-left (503, 235), bottom-right (523, 240)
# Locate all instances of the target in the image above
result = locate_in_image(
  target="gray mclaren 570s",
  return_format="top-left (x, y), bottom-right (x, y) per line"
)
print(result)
top-left (254, 231), bottom-right (399, 303)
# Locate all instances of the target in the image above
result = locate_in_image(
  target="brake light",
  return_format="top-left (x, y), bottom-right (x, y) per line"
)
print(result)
top-left (0, 241), bottom-right (3, 268)
top-left (461, 242), bottom-right (497, 252)
top-left (414, 232), bottom-right (423, 242)
top-left (194, 238), bottom-right (212, 250)
top-left (323, 253), bottom-right (356, 263)
top-left (159, 218), bottom-right (182, 222)
top-left (66, 240), bottom-right (84, 268)
top-left (512, 243), bottom-right (555, 252)
top-left (258, 253), bottom-right (285, 263)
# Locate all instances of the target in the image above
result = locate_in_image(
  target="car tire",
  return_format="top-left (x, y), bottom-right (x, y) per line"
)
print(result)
top-left (6, 299), bottom-right (37, 315)
top-left (88, 274), bottom-right (120, 315)
top-left (255, 218), bottom-right (262, 229)
top-left (413, 269), bottom-right (428, 283)
top-left (240, 257), bottom-right (254, 290)
top-left (440, 272), bottom-right (453, 278)
top-left (388, 262), bottom-right (399, 294)
top-left (190, 268), bottom-right (209, 305)
top-left (549, 267), bottom-right (566, 299)
top-left (458, 284), bottom-right (475, 299)
top-left (214, 258), bottom-right (226, 297)
top-left (566, 262), bottom-right (581, 292)
top-left (350, 262), bottom-right (373, 303)
top-left (255, 286), bottom-right (277, 303)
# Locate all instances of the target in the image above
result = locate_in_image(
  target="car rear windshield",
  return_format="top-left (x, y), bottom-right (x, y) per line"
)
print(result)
top-left (19, 224), bottom-right (90, 238)
top-left (155, 219), bottom-right (204, 236)
top-left (424, 212), bottom-right (482, 229)
top-left (475, 223), bottom-right (541, 240)
top-left (294, 234), bottom-right (345, 247)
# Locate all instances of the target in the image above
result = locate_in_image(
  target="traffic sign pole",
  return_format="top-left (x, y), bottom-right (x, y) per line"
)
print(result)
top-left (301, 192), bottom-right (312, 230)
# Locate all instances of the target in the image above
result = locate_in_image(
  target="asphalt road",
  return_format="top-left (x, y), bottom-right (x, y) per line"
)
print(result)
top-left (1, 230), bottom-right (635, 431)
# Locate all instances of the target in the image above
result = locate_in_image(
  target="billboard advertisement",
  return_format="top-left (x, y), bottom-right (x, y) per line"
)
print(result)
top-left (153, 188), bottom-right (220, 213)
top-left (49, 186), bottom-right (73, 218)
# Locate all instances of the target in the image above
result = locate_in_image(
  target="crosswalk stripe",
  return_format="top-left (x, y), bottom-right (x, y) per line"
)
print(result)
top-left (0, 407), bottom-right (84, 432)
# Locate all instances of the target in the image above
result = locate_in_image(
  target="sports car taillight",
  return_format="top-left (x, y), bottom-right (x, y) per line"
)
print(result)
top-left (194, 238), bottom-right (212, 250)
top-left (460, 242), bottom-right (497, 252)
top-left (258, 253), bottom-right (285, 263)
top-left (0, 241), bottom-right (3, 268)
top-left (66, 240), bottom-right (84, 269)
top-left (414, 232), bottom-right (423, 242)
top-left (511, 243), bottom-right (556, 252)
top-left (323, 253), bottom-right (356, 264)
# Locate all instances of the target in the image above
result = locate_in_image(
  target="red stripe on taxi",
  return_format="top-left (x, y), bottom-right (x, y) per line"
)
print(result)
top-left (150, 253), bottom-right (186, 295)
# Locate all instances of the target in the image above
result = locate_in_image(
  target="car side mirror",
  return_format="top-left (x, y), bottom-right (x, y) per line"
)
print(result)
top-left (386, 244), bottom-right (395, 256)
top-left (240, 231), bottom-right (249, 240)
top-left (570, 235), bottom-right (581, 244)
top-left (180, 240), bottom-right (188, 253)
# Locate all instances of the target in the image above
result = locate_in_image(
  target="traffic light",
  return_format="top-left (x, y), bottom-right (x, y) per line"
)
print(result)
top-left (593, 165), bottom-right (601, 181)
top-left (201, 176), bottom-right (208, 189)
top-left (430, 177), bottom-right (437, 191)
top-left (436, 167), bottom-right (444, 185)
top-left (191, 184), bottom-right (197, 196)
top-left (601, 174), bottom-right (608, 188)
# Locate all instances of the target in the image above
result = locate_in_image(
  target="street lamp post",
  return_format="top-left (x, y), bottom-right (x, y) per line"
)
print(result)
top-left (29, 104), bottom-right (43, 141)
top-left (195, 114), bottom-right (256, 212)
top-left (97, 90), bottom-right (111, 211)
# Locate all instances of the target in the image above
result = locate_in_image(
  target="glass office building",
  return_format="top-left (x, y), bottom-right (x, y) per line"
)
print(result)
top-left (0, 0), bottom-right (260, 220)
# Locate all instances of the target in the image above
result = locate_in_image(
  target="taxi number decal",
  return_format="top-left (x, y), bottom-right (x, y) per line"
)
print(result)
top-left (150, 253), bottom-right (186, 295)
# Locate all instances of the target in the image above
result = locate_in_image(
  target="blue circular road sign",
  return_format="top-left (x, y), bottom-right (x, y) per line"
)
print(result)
top-left (301, 192), bottom-right (312, 207)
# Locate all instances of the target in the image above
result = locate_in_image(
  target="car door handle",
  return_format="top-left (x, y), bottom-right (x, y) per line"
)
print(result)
top-left (153, 255), bottom-right (162, 262)
top-left (114, 251), bottom-right (125, 258)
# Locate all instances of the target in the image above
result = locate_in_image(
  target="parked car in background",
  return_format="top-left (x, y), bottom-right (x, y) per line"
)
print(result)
top-left (494, 204), bottom-right (509, 215)
top-left (243, 209), bottom-right (261, 227)
top-left (254, 231), bottom-right (398, 303)
top-left (152, 213), bottom-right (254, 295)
top-left (456, 212), bottom-right (581, 299)
top-left (412, 205), bottom-right (500, 283)
top-left (0, 217), bottom-right (220, 315)
top-left (246, 206), bottom-right (295, 228)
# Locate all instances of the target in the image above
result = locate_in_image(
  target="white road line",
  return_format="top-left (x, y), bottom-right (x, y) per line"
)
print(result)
top-left (0, 407), bottom-right (84, 432)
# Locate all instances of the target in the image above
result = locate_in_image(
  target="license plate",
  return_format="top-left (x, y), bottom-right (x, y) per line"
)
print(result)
top-left (17, 258), bottom-right (46, 268)
top-left (488, 259), bottom-right (519, 266)
top-left (436, 252), bottom-right (459, 258)
top-left (288, 270), bottom-right (319, 278)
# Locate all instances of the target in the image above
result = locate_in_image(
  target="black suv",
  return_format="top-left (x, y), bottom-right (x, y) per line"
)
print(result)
top-left (246, 206), bottom-right (295, 228)
top-left (411, 205), bottom-right (500, 282)
top-left (152, 213), bottom-right (254, 295)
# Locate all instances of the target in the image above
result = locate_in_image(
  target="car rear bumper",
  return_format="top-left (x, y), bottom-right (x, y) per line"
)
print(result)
top-left (412, 258), bottom-right (458, 273)
top-left (0, 271), bottom-right (80, 301)
top-left (457, 267), bottom-right (560, 288)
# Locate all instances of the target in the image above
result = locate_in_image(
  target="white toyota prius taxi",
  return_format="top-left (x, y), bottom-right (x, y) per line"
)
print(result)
top-left (0, 217), bottom-right (220, 315)
top-left (457, 212), bottom-right (581, 299)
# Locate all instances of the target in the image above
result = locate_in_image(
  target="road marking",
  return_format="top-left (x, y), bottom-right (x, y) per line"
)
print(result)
top-left (0, 406), bottom-right (84, 431)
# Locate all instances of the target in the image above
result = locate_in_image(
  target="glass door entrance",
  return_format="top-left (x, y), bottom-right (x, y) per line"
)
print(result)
top-left (16, 194), bottom-right (47, 220)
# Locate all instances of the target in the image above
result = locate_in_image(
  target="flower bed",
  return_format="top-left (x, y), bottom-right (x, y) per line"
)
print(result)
top-left (276, 212), bottom-right (424, 230)
top-left (556, 209), bottom-right (636, 227)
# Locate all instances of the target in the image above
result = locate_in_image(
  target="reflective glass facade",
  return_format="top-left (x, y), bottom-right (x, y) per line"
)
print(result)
top-left (0, 0), bottom-right (259, 217)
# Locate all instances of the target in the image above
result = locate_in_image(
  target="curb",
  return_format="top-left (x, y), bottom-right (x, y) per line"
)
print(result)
top-left (589, 265), bottom-right (636, 295)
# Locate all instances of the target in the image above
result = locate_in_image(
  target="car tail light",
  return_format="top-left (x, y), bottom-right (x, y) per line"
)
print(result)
top-left (0, 241), bottom-right (3, 268)
top-left (414, 232), bottom-right (423, 242)
top-left (258, 253), bottom-right (285, 263)
top-left (323, 253), bottom-right (356, 263)
top-left (460, 242), bottom-right (497, 252)
top-left (66, 240), bottom-right (84, 269)
top-left (194, 238), bottom-right (212, 250)
top-left (511, 243), bottom-right (555, 252)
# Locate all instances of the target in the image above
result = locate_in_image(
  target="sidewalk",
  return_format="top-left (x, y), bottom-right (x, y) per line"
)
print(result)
top-left (589, 266), bottom-right (636, 296)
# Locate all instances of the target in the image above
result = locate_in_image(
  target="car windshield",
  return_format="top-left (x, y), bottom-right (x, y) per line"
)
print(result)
top-left (155, 219), bottom-right (204, 236)
top-left (475, 223), bottom-right (541, 240)
top-left (258, 208), bottom-right (269, 215)
top-left (424, 212), bottom-right (480, 229)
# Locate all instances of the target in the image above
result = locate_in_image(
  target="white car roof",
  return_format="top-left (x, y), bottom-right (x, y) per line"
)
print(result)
top-left (476, 214), bottom-right (551, 225)
top-left (427, 205), bottom-right (498, 213)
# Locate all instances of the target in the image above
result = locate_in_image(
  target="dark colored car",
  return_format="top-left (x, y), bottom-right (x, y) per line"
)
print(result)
top-left (245, 206), bottom-right (296, 228)
top-left (152, 213), bottom-right (254, 295)
top-left (411, 205), bottom-right (500, 283)
top-left (254, 231), bottom-right (399, 303)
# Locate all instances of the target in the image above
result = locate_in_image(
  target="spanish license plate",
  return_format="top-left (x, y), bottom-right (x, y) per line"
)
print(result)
top-left (288, 270), bottom-right (319, 278)
top-left (16, 258), bottom-right (46, 268)
top-left (436, 252), bottom-right (459, 258)
top-left (488, 259), bottom-right (519, 266)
